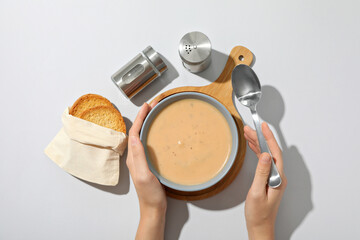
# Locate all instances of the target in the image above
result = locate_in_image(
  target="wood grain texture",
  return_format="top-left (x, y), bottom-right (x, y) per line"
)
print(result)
top-left (151, 46), bottom-right (253, 200)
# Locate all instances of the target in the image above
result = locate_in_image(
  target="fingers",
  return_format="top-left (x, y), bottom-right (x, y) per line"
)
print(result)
top-left (150, 100), bottom-right (158, 109)
top-left (244, 125), bottom-right (259, 146)
top-left (245, 133), bottom-right (260, 151)
top-left (128, 135), bottom-right (150, 173)
top-left (248, 141), bottom-right (261, 157)
top-left (127, 101), bottom-right (158, 174)
top-left (129, 103), bottom-right (151, 137)
top-left (244, 123), bottom-right (284, 174)
top-left (251, 153), bottom-right (272, 195)
top-left (261, 122), bottom-right (283, 173)
top-left (129, 101), bottom-right (158, 138)
top-left (244, 125), bottom-right (260, 156)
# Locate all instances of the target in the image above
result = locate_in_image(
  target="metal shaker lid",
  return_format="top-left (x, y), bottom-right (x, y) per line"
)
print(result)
top-left (178, 31), bottom-right (212, 72)
top-left (179, 31), bottom-right (211, 65)
top-left (142, 46), bottom-right (167, 73)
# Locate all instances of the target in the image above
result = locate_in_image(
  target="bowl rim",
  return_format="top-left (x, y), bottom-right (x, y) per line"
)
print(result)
top-left (140, 92), bottom-right (239, 192)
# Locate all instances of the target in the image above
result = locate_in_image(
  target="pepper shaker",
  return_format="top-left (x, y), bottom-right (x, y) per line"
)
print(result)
top-left (111, 46), bottom-right (167, 99)
top-left (178, 31), bottom-right (212, 73)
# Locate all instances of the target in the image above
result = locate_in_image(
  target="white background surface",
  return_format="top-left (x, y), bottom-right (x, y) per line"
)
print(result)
top-left (1, 0), bottom-right (359, 239)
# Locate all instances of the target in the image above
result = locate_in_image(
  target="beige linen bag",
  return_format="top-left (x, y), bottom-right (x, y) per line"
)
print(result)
top-left (45, 108), bottom-right (128, 186)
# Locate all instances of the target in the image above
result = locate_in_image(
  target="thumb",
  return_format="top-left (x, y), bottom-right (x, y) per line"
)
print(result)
top-left (252, 153), bottom-right (272, 193)
top-left (129, 135), bottom-right (149, 172)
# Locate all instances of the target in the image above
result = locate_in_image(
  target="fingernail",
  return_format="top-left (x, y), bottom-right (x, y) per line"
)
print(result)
top-left (260, 154), bottom-right (271, 164)
top-left (130, 136), bottom-right (138, 146)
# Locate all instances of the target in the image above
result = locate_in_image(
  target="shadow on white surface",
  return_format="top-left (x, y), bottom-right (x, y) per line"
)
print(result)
top-left (77, 117), bottom-right (133, 195)
top-left (165, 198), bottom-right (189, 240)
top-left (257, 86), bottom-right (313, 240)
top-left (195, 49), bottom-right (229, 82)
top-left (195, 48), bottom-right (256, 83)
top-left (131, 54), bottom-right (179, 106)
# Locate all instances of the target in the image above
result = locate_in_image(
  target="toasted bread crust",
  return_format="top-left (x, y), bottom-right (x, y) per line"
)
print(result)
top-left (70, 94), bottom-right (113, 117)
top-left (79, 106), bottom-right (126, 133)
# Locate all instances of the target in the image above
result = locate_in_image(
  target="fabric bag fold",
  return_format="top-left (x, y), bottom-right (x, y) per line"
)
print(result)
top-left (45, 108), bottom-right (127, 186)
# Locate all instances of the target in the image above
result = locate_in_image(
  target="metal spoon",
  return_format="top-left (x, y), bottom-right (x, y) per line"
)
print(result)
top-left (231, 64), bottom-right (282, 188)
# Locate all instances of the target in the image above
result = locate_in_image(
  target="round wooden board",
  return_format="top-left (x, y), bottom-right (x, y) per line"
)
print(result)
top-left (151, 46), bottom-right (253, 201)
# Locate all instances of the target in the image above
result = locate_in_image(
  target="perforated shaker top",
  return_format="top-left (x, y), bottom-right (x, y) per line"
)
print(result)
top-left (178, 31), bottom-right (212, 65)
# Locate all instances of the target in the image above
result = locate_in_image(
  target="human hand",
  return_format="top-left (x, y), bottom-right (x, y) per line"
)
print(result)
top-left (127, 101), bottom-right (166, 240)
top-left (244, 122), bottom-right (287, 240)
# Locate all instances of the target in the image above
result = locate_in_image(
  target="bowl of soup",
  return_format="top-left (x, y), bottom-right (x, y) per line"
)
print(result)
top-left (140, 92), bottom-right (239, 192)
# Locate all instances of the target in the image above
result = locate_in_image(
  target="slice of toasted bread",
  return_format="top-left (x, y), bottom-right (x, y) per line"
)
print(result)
top-left (79, 106), bottom-right (126, 133)
top-left (70, 94), bottom-right (113, 117)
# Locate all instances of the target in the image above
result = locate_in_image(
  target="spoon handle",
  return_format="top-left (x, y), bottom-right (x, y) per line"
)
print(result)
top-left (250, 108), bottom-right (282, 188)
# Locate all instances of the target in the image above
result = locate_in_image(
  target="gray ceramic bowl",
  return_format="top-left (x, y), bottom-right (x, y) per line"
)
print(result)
top-left (140, 92), bottom-right (239, 192)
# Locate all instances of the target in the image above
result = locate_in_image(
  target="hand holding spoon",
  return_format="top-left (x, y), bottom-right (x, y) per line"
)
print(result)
top-left (231, 64), bottom-right (282, 188)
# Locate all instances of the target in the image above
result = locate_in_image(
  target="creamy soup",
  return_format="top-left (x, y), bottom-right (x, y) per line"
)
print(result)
top-left (146, 98), bottom-right (232, 185)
